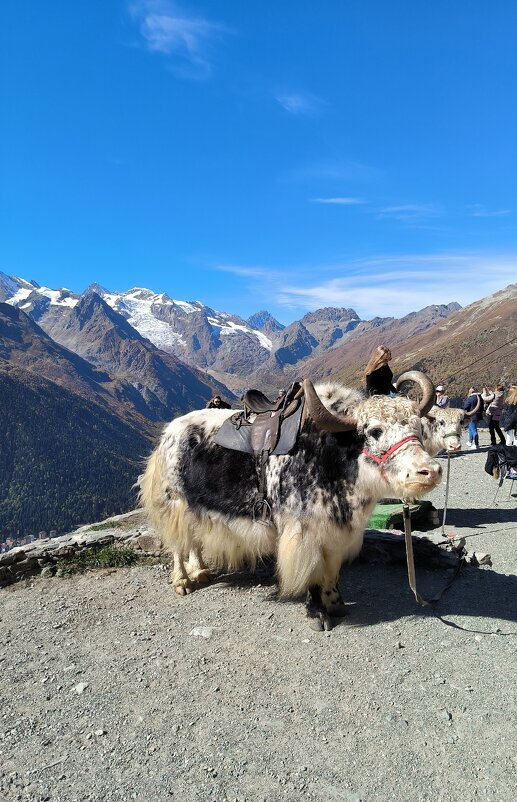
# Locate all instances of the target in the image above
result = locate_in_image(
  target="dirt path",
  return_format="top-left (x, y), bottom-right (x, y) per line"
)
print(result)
top-left (1, 429), bottom-right (516, 802)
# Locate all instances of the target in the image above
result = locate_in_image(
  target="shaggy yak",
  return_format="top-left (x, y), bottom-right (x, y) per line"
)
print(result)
top-left (140, 371), bottom-right (442, 630)
top-left (419, 398), bottom-right (481, 455)
top-left (336, 378), bottom-right (481, 457)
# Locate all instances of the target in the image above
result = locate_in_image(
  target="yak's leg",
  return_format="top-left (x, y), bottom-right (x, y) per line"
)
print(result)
top-left (171, 549), bottom-right (193, 596)
top-left (305, 550), bottom-right (347, 631)
top-left (306, 585), bottom-right (333, 631)
top-left (321, 554), bottom-right (347, 618)
top-left (185, 545), bottom-right (212, 585)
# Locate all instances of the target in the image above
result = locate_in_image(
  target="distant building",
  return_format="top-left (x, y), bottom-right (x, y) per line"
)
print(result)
top-left (38, 531), bottom-right (46, 539)
top-left (49, 530), bottom-right (57, 537)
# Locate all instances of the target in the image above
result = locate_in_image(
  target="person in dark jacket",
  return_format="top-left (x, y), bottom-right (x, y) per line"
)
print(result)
top-left (364, 345), bottom-right (397, 396)
top-left (500, 384), bottom-right (517, 446)
top-left (481, 383), bottom-right (506, 446)
top-left (206, 395), bottom-right (231, 410)
top-left (463, 386), bottom-right (483, 449)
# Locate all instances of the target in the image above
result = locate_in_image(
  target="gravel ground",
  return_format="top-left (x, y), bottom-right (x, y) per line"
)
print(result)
top-left (1, 428), bottom-right (516, 802)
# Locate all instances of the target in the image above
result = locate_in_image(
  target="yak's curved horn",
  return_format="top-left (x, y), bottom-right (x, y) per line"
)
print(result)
top-left (464, 394), bottom-right (481, 417)
top-left (395, 370), bottom-right (436, 417)
top-left (303, 379), bottom-right (357, 432)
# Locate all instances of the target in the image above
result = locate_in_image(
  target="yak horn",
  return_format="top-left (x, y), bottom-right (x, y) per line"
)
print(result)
top-left (465, 394), bottom-right (482, 417)
top-left (303, 379), bottom-right (356, 432)
top-left (395, 370), bottom-right (436, 417)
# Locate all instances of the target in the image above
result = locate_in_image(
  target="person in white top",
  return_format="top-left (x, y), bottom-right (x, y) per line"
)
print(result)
top-left (435, 385), bottom-right (450, 409)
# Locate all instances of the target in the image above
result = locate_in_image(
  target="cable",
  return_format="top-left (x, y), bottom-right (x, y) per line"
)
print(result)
top-left (464, 345), bottom-right (517, 383)
top-left (443, 336), bottom-right (517, 385)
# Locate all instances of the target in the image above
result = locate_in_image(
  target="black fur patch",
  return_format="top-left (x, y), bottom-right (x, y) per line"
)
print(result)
top-left (276, 422), bottom-right (364, 525)
top-left (175, 420), bottom-right (364, 524)
top-left (177, 426), bottom-right (259, 517)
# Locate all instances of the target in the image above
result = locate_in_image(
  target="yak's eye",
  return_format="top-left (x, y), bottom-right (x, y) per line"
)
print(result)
top-left (368, 427), bottom-right (383, 440)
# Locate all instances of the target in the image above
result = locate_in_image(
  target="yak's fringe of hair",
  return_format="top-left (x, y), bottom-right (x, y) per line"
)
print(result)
top-left (138, 448), bottom-right (366, 597)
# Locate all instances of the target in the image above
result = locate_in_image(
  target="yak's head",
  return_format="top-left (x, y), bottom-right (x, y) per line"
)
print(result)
top-left (304, 372), bottom-right (442, 499)
top-left (421, 404), bottom-right (478, 455)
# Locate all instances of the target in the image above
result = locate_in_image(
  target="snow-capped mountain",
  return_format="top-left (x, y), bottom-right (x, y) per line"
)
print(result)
top-left (1, 270), bottom-right (471, 398)
top-left (0, 272), bottom-right (277, 375)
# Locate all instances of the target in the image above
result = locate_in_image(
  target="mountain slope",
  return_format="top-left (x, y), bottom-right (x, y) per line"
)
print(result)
top-left (0, 365), bottom-right (153, 537)
top-left (325, 287), bottom-right (516, 396)
top-left (42, 292), bottom-right (233, 420)
top-left (1, 272), bottom-right (275, 377)
top-left (241, 303), bottom-right (461, 396)
top-left (0, 302), bottom-right (157, 432)
top-left (302, 302), bottom-right (463, 383)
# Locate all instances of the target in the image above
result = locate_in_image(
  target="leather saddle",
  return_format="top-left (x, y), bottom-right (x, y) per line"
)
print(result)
top-left (213, 381), bottom-right (304, 523)
top-left (213, 381), bottom-right (304, 457)
top-left (242, 389), bottom-right (288, 414)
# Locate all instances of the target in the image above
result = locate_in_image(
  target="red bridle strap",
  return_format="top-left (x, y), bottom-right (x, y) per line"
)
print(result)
top-left (362, 435), bottom-right (422, 480)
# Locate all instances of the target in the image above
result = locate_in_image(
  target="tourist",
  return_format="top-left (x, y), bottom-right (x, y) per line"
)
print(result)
top-left (500, 384), bottom-right (517, 446)
top-left (481, 384), bottom-right (506, 446)
top-left (206, 395), bottom-right (231, 410)
top-left (364, 345), bottom-right (397, 396)
top-left (435, 385), bottom-right (449, 409)
top-left (463, 386), bottom-right (483, 449)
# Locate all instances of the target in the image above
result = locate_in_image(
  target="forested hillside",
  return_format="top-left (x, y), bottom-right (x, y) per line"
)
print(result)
top-left (0, 367), bottom-right (156, 538)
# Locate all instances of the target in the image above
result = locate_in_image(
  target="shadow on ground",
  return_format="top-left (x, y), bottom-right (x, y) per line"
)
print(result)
top-left (199, 554), bottom-right (517, 632)
top-left (438, 506), bottom-right (517, 527)
top-left (340, 561), bottom-right (517, 632)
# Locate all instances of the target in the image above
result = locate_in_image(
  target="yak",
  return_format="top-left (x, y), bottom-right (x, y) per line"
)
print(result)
top-left (140, 371), bottom-right (442, 630)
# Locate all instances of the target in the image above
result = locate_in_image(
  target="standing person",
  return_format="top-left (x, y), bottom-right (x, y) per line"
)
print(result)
top-left (481, 384), bottom-right (506, 446)
top-left (364, 345), bottom-right (397, 396)
top-left (500, 384), bottom-right (517, 446)
top-left (463, 386), bottom-right (483, 449)
top-left (435, 385), bottom-right (449, 409)
top-left (206, 395), bottom-right (231, 410)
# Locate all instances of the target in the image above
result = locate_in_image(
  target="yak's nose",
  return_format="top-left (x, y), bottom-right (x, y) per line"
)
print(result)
top-left (418, 464), bottom-right (442, 480)
top-left (407, 463), bottom-right (442, 481)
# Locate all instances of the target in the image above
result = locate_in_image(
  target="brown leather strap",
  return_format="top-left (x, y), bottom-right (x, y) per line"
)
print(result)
top-left (402, 502), bottom-right (462, 606)
top-left (402, 503), bottom-right (429, 607)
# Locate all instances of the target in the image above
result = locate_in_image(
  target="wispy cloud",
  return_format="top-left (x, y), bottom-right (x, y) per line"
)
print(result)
top-left (129, 1), bottom-right (230, 79)
top-left (310, 197), bottom-right (365, 206)
top-left (217, 264), bottom-right (283, 280)
top-left (276, 253), bottom-right (517, 318)
top-left (377, 203), bottom-right (441, 223)
top-left (275, 92), bottom-right (324, 116)
top-left (467, 204), bottom-right (513, 218)
top-left (218, 252), bottom-right (517, 320)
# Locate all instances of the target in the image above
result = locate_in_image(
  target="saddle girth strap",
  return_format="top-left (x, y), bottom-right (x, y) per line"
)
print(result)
top-left (254, 449), bottom-right (272, 524)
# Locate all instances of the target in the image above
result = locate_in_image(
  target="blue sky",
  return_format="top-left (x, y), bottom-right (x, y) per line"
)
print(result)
top-left (1, 0), bottom-right (516, 322)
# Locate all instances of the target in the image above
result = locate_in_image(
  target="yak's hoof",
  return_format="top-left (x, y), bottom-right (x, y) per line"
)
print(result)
top-left (174, 579), bottom-right (193, 595)
top-left (327, 602), bottom-right (348, 618)
top-left (188, 568), bottom-right (212, 585)
top-left (307, 610), bottom-right (333, 632)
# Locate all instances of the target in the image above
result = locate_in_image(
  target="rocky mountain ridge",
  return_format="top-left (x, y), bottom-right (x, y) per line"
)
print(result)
top-left (321, 286), bottom-right (516, 398)
top-left (1, 272), bottom-right (466, 394)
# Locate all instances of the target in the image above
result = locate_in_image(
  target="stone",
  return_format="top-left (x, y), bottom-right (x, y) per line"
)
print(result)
top-left (189, 626), bottom-right (214, 639)
top-left (73, 682), bottom-right (89, 695)
top-left (133, 534), bottom-right (161, 552)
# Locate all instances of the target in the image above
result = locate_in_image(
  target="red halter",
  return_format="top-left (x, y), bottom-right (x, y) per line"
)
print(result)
top-left (362, 435), bottom-right (422, 480)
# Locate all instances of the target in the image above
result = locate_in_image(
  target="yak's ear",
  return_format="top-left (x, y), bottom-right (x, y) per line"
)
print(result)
top-left (426, 414), bottom-right (436, 424)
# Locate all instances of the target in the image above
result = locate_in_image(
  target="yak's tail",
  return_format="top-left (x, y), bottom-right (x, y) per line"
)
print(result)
top-left (138, 449), bottom-right (190, 555)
